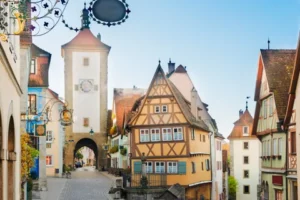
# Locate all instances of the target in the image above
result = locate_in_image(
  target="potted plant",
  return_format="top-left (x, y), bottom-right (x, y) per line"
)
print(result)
top-left (109, 145), bottom-right (119, 154)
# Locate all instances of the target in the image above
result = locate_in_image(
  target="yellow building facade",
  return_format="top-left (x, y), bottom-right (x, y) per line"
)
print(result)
top-left (128, 64), bottom-right (212, 199)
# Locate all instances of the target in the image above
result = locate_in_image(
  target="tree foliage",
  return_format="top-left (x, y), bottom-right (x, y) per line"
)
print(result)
top-left (21, 134), bottom-right (39, 181)
top-left (75, 152), bottom-right (83, 160)
top-left (228, 176), bottom-right (238, 199)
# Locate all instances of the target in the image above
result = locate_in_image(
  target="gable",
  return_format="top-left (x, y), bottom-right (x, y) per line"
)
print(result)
top-left (259, 68), bottom-right (270, 99)
top-left (148, 71), bottom-right (172, 96)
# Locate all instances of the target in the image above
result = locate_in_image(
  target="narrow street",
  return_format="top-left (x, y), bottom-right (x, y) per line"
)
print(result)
top-left (41, 167), bottom-right (113, 200)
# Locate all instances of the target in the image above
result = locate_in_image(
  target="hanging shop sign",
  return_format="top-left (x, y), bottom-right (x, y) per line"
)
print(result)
top-left (35, 124), bottom-right (46, 136)
top-left (60, 106), bottom-right (73, 126)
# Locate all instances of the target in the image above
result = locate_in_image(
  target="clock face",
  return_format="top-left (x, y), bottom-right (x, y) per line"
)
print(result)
top-left (80, 80), bottom-right (93, 93)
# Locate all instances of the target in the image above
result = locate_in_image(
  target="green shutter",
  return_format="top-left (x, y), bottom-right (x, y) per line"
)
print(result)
top-left (178, 161), bottom-right (186, 174)
top-left (134, 161), bottom-right (142, 174)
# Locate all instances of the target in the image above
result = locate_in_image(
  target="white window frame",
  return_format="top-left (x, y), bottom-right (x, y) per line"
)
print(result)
top-left (140, 129), bottom-right (150, 142)
top-left (243, 142), bottom-right (249, 150)
top-left (269, 96), bottom-right (273, 116)
top-left (268, 140), bottom-right (271, 156)
top-left (173, 127), bottom-right (183, 141)
top-left (150, 128), bottom-right (160, 142)
top-left (167, 162), bottom-right (177, 174)
top-left (155, 162), bottom-right (165, 173)
top-left (263, 99), bottom-right (267, 119)
top-left (46, 155), bottom-right (53, 166)
top-left (30, 59), bottom-right (36, 74)
top-left (46, 130), bottom-right (53, 143)
top-left (162, 128), bottom-right (172, 141)
top-left (278, 138), bottom-right (282, 156)
top-left (154, 105), bottom-right (160, 113)
top-left (243, 126), bottom-right (249, 136)
top-left (273, 138), bottom-right (278, 155)
top-left (146, 161), bottom-right (153, 173)
top-left (162, 105), bottom-right (168, 113)
top-left (191, 128), bottom-right (195, 140)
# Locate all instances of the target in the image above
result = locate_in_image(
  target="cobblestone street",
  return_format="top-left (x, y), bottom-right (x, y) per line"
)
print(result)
top-left (41, 167), bottom-right (114, 200)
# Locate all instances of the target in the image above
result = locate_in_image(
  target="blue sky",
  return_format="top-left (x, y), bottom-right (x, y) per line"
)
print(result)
top-left (33, 0), bottom-right (300, 138)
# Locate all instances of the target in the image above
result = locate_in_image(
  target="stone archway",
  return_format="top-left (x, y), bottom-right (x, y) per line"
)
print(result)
top-left (0, 111), bottom-right (2, 199)
top-left (74, 138), bottom-right (98, 169)
top-left (7, 116), bottom-right (15, 200)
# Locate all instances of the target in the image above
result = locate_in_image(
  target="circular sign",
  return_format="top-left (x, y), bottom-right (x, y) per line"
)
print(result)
top-left (92, 0), bottom-right (127, 22)
top-left (36, 125), bottom-right (45, 136)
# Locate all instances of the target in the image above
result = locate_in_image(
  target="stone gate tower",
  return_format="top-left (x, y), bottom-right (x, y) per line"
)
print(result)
top-left (61, 6), bottom-right (110, 169)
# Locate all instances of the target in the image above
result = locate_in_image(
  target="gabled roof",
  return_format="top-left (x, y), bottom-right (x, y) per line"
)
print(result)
top-left (61, 29), bottom-right (111, 51)
top-left (228, 109), bottom-right (254, 139)
top-left (47, 88), bottom-right (63, 104)
top-left (285, 35), bottom-right (300, 125)
top-left (129, 63), bottom-right (209, 132)
top-left (31, 43), bottom-right (51, 61)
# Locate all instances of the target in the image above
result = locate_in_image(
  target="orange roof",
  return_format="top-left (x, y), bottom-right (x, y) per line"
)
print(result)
top-left (61, 29), bottom-right (111, 50)
top-left (113, 88), bottom-right (146, 133)
top-left (228, 109), bottom-right (254, 139)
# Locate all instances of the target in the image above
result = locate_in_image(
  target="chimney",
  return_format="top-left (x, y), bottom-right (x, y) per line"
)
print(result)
top-left (168, 59), bottom-right (175, 74)
top-left (239, 109), bottom-right (243, 117)
top-left (191, 87), bottom-right (198, 118)
top-left (97, 33), bottom-right (101, 40)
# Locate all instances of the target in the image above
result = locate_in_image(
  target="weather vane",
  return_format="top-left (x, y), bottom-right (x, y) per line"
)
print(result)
top-left (246, 96), bottom-right (250, 110)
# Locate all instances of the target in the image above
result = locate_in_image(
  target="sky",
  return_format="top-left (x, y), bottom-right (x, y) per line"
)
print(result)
top-left (33, 0), bottom-right (300, 138)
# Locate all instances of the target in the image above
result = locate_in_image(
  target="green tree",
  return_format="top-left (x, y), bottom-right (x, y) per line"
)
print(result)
top-left (228, 176), bottom-right (238, 200)
top-left (75, 152), bottom-right (83, 160)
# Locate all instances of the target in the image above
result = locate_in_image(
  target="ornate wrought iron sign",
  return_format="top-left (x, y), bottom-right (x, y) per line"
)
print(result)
top-left (60, 105), bottom-right (73, 126)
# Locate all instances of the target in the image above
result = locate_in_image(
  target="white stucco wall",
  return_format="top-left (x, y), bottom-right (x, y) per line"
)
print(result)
top-left (215, 138), bottom-right (223, 197)
top-left (231, 139), bottom-right (260, 200)
top-left (72, 52), bottom-right (101, 133)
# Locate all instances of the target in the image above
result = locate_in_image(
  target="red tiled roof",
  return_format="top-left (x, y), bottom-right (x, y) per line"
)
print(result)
top-left (228, 109), bottom-right (254, 139)
top-left (61, 29), bottom-right (110, 50)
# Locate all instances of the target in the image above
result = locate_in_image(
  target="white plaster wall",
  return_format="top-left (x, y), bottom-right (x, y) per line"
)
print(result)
top-left (72, 52), bottom-right (101, 133)
top-left (45, 90), bottom-right (64, 176)
top-left (232, 139), bottom-right (260, 200)
top-left (0, 43), bottom-right (21, 200)
top-left (216, 138), bottom-right (223, 197)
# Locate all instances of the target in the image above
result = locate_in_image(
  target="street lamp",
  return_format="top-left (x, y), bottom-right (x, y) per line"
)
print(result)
top-left (89, 128), bottom-right (94, 136)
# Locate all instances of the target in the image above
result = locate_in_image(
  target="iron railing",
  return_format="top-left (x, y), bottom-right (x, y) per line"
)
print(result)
top-left (129, 174), bottom-right (167, 188)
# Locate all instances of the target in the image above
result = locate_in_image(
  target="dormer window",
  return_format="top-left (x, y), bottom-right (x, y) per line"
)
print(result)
top-left (30, 59), bottom-right (36, 74)
top-left (243, 126), bottom-right (249, 136)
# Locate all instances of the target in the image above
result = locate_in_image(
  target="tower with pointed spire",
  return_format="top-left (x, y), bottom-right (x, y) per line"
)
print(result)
top-left (61, 7), bottom-right (111, 169)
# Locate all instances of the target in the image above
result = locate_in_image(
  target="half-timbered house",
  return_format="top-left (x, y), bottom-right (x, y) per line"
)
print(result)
top-left (253, 49), bottom-right (295, 200)
top-left (128, 62), bottom-right (212, 199)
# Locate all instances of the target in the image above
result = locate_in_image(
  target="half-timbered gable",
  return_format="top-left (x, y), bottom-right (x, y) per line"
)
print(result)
top-left (253, 49), bottom-right (295, 200)
top-left (128, 63), bottom-right (212, 200)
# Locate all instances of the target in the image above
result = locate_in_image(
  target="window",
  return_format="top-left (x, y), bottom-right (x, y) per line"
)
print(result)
top-left (151, 129), bottom-right (160, 141)
top-left (162, 105), bottom-right (168, 113)
top-left (140, 129), bottom-right (150, 142)
top-left (162, 128), bottom-right (172, 141)
top-left (263, 99), bottom-right (267, 118)
top-left (30, 59), bottom-right (36, 74)
top-left (154, 105), bottom-right (160, 113)
top-left (278, 138), bottom-right (282, 156)
top-left (83, 57), bottom-right (89, 66)
top-left (28, 94), bottom-right (37, 114)
top-left (205, 159), bottom-right (210, 171)
top-left (200, 134), bottom-right (202, 141)
top-left (244, 170), bottom-right (249, 178)
top-left (146, 162), bottom-right (153, 173)
top-left (244, 142), bottom-right (249, 149)
top-left (291, 132), bottom-right (296, 154)
top-left (192, 162), bottom-right (196, 173)
top-left (201, 162), bottom-right (204, 170)
top-left (243, 126), bottom-right (249, 136)
top-left (46, 143), bottom-right (51, 148)
top-left (191, 128), bottom-right (195, 140)
top-left (273, 138), bottom-right (278, 155)
top-left (155, 162), bottom-right (165, 173)
top-left (243, 185), bottom-right (250, 194)
top-left (275, 189), bottom-right (283, 200)
top-left (269, 96), bottom-right (273, 116)
top-left (46, 155), bottom-right (52, 166)
top-left (203, 135), bottom-right (205, 142)
top-left (46, 131), bottom-right (53, 143)
top-left (173, 127), bottom-right (183, 140)
top-left (167, 162), bottom-right (177, 173)
top-left (83, 118), bottom-right (89, 127)
top-left (244, 156), bottom-right (249, 164)
top-left (268, 140), bottom-right (271, 156)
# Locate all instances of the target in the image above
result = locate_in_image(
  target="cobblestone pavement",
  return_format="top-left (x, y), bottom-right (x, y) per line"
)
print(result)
top-left (43, 167), bottom-right (114, 200)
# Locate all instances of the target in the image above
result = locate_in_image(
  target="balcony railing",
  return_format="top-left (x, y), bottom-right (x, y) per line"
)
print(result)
top-left (129, 174), bottom-right (167, 188)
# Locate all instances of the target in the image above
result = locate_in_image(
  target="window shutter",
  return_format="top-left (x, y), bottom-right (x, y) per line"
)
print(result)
top-left (75, 84), bottom-right (79, 91)
top-left (178, 161), bottom-right (186, 174)
top-left (94, 85), bottom-right (98, 91)
top-left (134, 161), bottom-right (142, 174)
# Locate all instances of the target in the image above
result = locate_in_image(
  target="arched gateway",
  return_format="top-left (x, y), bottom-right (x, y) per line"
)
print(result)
top-left (74, 138), bottom-right (98, 167)
top-left (61, 7), bottom-right (110, 170)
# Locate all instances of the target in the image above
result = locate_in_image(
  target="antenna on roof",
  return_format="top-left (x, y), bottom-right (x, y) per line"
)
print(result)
top-left (246, 96), bottom-right (250, 110)
top-left (268, 38), bottom-right (270, 50)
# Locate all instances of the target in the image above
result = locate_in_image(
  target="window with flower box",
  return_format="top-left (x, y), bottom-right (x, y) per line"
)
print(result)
top-left (140, 129), bottom-right (150, 142)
